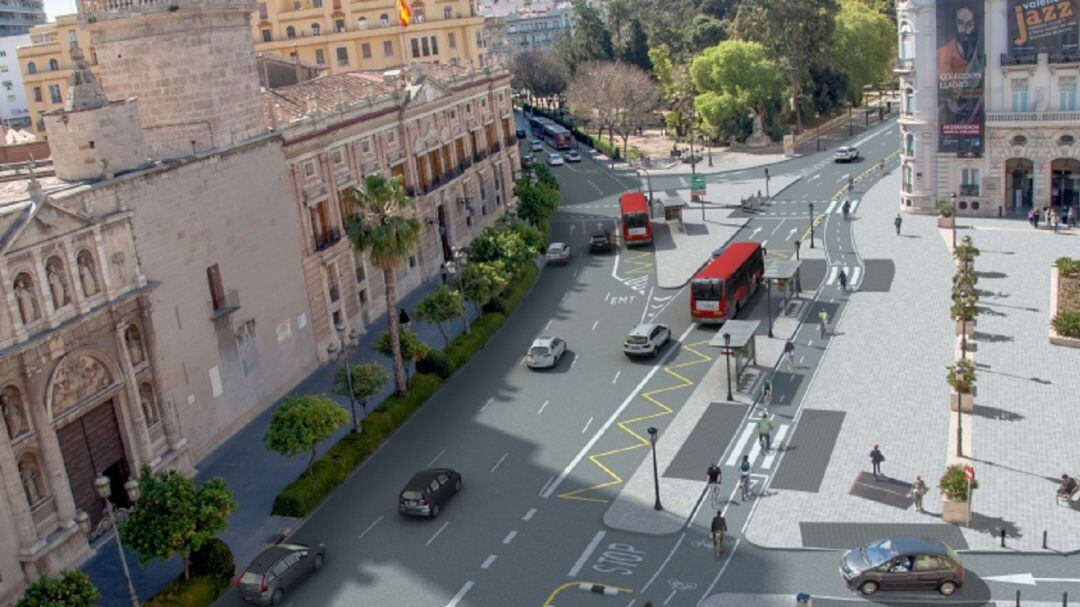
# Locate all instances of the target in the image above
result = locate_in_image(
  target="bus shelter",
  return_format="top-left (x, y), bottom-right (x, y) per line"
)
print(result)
top-left (763, 259), bottom-right (802, 314)
top-left (708, 320), bottom-right (760, 382)
top-left (659, 194), bottom-right (686, 228)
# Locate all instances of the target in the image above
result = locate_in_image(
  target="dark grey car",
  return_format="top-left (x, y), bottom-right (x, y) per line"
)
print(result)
top-left (237, 542), bottom-right (325, 605)
top-left (398, 468), bottom-right (462, 517)
top-left (840, 536), bottom-right (964, 597)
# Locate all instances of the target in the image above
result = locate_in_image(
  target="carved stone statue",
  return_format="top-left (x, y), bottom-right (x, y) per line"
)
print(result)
top-left (19, 460), bottom-right (40, 504)
top-left (1, 387), bottom-right (29, 439)
top-left (745, 111), bottom-right (771, 148)
top-left (51, 355), bottom-right (112, 414)
top-left (14, 276), bottom-right (39, 325)
top-left (78, 254), bottom-right (99, 296)
top-left (125, 326), bottom-right (145, 366)
top-left (47, 264), bottom-right (69, 309)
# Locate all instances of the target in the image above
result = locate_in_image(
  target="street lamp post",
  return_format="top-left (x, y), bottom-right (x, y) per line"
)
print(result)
top-left (765, 167), bottom-right (770, 198)
top-left (328, 322), bottom-right (361, 432)
top-left (722, 332), bottom-right (734, 402)
top-left (449, 247), bottom-right (470, 334)
top-left (955, 366), bottom-right (965, 458)
top-left (647, 427), bottom-right (662, 510)
top-left (960, 258), bottom-right (970, 360)
top-left (90, 476), bottom-right (141, 607)
top-left (809, 203), bottom-right (816, 248)
top-left (815, 112), bottom-right (821, 152)
top-left (765, 279), bottom-right (774, 338)
top-left (848, 105), bottom-right (853, 137)
top-left (794, 239), bottom-right (801, 260)
top-left (951, 191), bottom-right (958, 249)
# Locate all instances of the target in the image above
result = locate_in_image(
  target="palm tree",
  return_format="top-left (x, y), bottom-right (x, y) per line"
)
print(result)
top-left (346, 173), bottom-right (421, 395)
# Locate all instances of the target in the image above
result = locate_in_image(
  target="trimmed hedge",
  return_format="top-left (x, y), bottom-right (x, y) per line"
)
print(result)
top-left (271, 261), bottom-right (539, 518)
top-left (189, 538), bottom-right (234, 579)
top-left (416, 350), bottom-right (454, 378)
top-left (1057, 256), bottom-right (1080, 278)
top-left (143, 575), bottom-right (230, 607)
top-left (1053, 311), bottom-right (1080, 338)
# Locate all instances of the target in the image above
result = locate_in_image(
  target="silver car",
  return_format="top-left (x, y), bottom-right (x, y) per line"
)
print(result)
top-left (527, 336), bottom-right (566, 369)
top-left (623, 323), bottom-right (671, 358)
top-left (546, 242), bottom-right (571, 264)
top-left (237, 543), bottom-right (325, 605)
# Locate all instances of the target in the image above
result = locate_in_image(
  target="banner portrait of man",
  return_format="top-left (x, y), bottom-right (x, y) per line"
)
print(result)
top-left (938, 0), bottom-right (986, 154)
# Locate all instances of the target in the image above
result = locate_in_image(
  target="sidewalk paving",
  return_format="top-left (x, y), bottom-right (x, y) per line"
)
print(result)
top-left (699, 593), bottom-right (1064, 606)
top-left (83, 275), bottom-right (484, 606)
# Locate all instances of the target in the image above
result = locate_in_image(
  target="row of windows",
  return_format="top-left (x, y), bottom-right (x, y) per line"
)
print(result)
top-left (31, 83), bottom-right (60, 103)
top-left (1009, 77), bottom-right (1077, 112)
top-left (24, 58), bottom-right (59, 74)
top-left (286, 33), bottom-right (458, 66)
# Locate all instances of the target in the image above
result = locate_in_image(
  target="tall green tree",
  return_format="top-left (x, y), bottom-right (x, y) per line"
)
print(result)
top-left (265, 394), bottom-right (348, 474)
top-left (684, 15), bottom-right (729, 54)
top-left (413, 285), bottom-right (464, 346)
top-left (333, 362), bottom-right (390, 430)
top-left (622, 18), bottom-right (652, 71)
top-left (470, 226), bottom-right (535, 273)
top-left (17, 571), bottom-right (100, 607)
top-left (460, 262), bottom-right (508, 313)
top-left (120, 468), bottom-right (238, 580)
top-left (605, 0), bottom-right (634, 49)
top-left (733, 0), bottom-right (839, 133)
top-left (691, 40), bottom-right (782, 142)
top-left (832, 0), bottom-right (896, 105)
top-left (346, 173), bottom-right (421, 395)
top-left (556, 0), bottom-right (615, 73)
top-left (649, 44), bottom-right (696, 137)
top-left (374, 327), bottom-right (430, 381)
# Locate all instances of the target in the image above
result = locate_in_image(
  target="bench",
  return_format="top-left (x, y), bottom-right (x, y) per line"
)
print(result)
top-left (1058, 478), bottom-right (1079, 505)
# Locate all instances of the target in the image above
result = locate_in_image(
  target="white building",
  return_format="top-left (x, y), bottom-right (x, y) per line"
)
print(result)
top-left (485, 6), bottom-right (574, 65)
top-left (0, 34), bottom-right (30, 127)
top-left (896, 0), bottom-right (1080, 218)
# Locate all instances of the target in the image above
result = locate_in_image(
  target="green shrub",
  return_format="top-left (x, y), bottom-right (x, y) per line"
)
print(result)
top-left (483, 297), bottom-right (510, 315)
top-left (945, 358), bottom-right (976, 393)
top-left (1053, 311), bottom-right (1080, 337)
top-left (143, 575), bottom-right (230, 607)
top-left (938, 464), bottom-right (978, 502)
top-left (1056, 256), bottom-right (1080, 278)
top-left (937, 199), bottom-right (954, 217)
top-left (501, 262), bottom-right (538, 312)
top-left (416, 350), bottom-right (454, 378)
top-left (17, 571), bottom-right (100, 607)
top-left (189, 538), bottom-right (234, 579)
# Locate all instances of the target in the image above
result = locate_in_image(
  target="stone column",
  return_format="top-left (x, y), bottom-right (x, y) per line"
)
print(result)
top-left (61, 243), bottom-right (87, 316)
top-left (92, 226), bottom-right (116, 299)
top-left (1034, 157), bottom-right (1050, 207)
top-left (138, 297), bottom-right (184, 451)
top-left (0, 416), bottom-right (44, 551)
top-left (114, 323), bottom-right (154, 467)
top-left (30, 250), bottom-right (56, 325)
top-left (0, 262), bottom-right (27, 342)
top-left (22, 365), bottom-right (77, 527)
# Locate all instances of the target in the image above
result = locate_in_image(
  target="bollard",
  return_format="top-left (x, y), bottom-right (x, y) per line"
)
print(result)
top-left (1017, 590), bottom-right (1021, 606)
top-left (1044, 530), bottom-right (1049, 549)
top-left (1001, 528), bottom-right (1006, 547)
top-left (1064, 591), bottom-right (1068, 606)
top-left (796, 592), bottom-right (811, 607)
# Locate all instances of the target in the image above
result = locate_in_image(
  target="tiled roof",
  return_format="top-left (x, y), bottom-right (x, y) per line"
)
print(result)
top-left (264, 70), bottom-right (397, 125)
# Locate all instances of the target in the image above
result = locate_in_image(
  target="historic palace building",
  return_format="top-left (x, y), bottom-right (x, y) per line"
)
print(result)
top-left (268, 62), bottom-right (517, 354)
top-left (16, 0), bottom-right (485, 139)
top-left (896, 0), bottom-right (1080, 217)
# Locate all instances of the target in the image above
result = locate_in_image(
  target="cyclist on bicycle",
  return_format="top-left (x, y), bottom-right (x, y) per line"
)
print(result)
top-left (706, 463), bottom-right (722, 507)
top-left (739, 455), bottom-right (752, 500)
top-left (711, 511), bottom-right (727, 557)
top-left (842, 199), bottom-right (851, 220)
top-left (762, 378), bottom-right (773, 413)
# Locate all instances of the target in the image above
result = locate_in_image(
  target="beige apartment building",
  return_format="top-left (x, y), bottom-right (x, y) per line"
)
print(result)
top-left (17, 0), bottom-right (485, 138)
top-left (267, 62), bottom-right (518, 354)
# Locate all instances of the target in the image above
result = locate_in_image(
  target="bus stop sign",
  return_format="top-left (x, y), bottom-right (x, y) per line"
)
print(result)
top-left (690, 175), bottom-right (706, 196)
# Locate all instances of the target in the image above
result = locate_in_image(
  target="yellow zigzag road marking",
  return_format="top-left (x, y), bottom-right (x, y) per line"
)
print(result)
top-left (623, 250), bottom-right (653, 276)
top-left (557, 339), bottom-right (713, 503)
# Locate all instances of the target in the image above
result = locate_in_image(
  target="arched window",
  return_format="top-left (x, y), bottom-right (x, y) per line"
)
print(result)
top-left (48, 58), bottom-right (59, 71)
top-left (899, 23), bottom-right (914, 60)
top-left (905, 133), bottom-right (915, 157)
top-left (357, 16), bottom-right (368, 29)
top-left (379, 13), bottom-right (389, 26)
top-left (311, 22), bottom-right (320, 36)
top-left (1, 385), bottom-right (29, 440)
top-left (410, 1), bottom-right (425, 22)
top-left (17, 452), bottom-right (47, 506)
top-left (26, 61), bottom-right (36, 74)
top-left (286, 25), bottom-right (296, 39)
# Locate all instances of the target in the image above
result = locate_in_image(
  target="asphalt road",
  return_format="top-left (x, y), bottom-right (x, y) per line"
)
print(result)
top-left (212, 120), bottom-right (1080, 607)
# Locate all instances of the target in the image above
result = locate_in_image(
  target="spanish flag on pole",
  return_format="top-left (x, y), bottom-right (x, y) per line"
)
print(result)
top-left (398, 0), bottom-right (412, 26)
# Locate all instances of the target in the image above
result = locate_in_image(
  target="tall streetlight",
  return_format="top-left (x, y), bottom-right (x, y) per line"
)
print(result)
top-left (765, 278), bottom-right (774, 338)
top-left (955, 365), bottom-right (965, 458)
top-left (815, 112), bottom-right (821, 152)
top-left (765, 167), bottom-right (770, 198)
top-left (86, 476), bottom-right (141, 607)
top-left (951, 191), bottom-right (958, 249)
top-left (327, 321), bottom-right (361, 432)
top-left (647, 427), bottom-right (662, 511)
top-left (722, 332), bottom-right (734, 402)
top-left (809, 203), bottom-right (816, 248)
top-left (448, 247), bottom-right (470, 334)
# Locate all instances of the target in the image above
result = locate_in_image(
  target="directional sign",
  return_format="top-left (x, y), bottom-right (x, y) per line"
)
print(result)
top-left (964, 465), bottom-right (975, 481)
top-left (690, 175), bottom-right (706, 196)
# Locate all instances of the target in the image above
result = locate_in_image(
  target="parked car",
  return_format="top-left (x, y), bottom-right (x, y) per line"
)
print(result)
top-left (516, 128), bottom-right (526, 138)
top-left (547, 152), bottom-right (564, 166)
top-left (834, 145), bottom-right (860, 162)
top-left (565, 149), bottom-right (582, 162)
top-left (529, 139), bottom-right (544, 152)
top-left (545, 242), bottom-right (570, 264)
top-left (526, 336), bottom-right (567, 369)
top-left (521, 153), bottom-right (534, 167)
top-left (237, 543), bottom-right (326, 605)
top-left (588, 225), bottom-right (615, 253)
top-left (840, 536), bottom-right (964, 597)
top-left (624, 323), bottom-right (671, 358)
top-left (398, 468), bottom-right (462, 518)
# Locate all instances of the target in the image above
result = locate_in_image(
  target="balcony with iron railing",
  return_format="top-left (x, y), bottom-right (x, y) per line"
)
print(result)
top-left (1001, 51), bottom-right (1037, 66)
top-left (893, 57), bottom-right (914, 73)
top-left (986, 110), bottom-right (1080, 124)
top-left (1049, 47), bottom-right (1080, 65)
top-left (313, 226), bottom-right (342, 252)
top-left (959, 184), bottom-right (980, 196)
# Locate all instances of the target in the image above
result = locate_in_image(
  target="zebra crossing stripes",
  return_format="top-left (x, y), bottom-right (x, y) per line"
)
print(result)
top-left (622, 275), bottom-right (649, 294)
top-left (825, 266), bottom-right (863, 286)
top-left (724, 420), bottom-right (791, 469)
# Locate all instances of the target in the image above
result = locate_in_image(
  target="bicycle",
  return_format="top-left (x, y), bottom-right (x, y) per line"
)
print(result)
top-left (707, 482), bottom-right (723, 510)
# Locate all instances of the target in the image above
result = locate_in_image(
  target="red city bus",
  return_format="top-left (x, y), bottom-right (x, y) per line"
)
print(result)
top-left (620, 192), bottom-right (652, 245)
top-left (690, 242), bottom-right (766, 323)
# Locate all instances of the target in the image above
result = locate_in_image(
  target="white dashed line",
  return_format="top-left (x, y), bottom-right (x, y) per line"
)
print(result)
top-left (591, 320), bottom-right (599, 331)
top-left (445, 581), bottom-right (474, 607)
top-left (537, 400), bottom-right (549, 415)
top-left (539, 475), bottom-right (555, 497)
top-left (480, 397), bottom-right (493, 413)
top-left (428, 448), bottom-right (447, 466)
top-left (523, 508), bottom-right (537, 521)
top-left (571, 356), bottom-right (578, 369)
top-left (502, 530), bottom-right (518, 544)
top-left (357, 516), bottom-right (383, 541)
top-left (481, 555), bottom-right (497, 570)
top-left (569, 530), bottom-right (606, 576)
top-left (491, 452), bottom-right (509, 473)
top-left (426, 522), bottom-right (450, 546)
top-left (582, 416), bottom-right (594, 433)
top-left (612, 370), bottom-right (621, 384)
top-left (544, 320), bottom-right (552, 330)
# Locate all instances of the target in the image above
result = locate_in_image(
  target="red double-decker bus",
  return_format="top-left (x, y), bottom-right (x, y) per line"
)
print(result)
top-left (690, 242), bottom-right (765, 323)
top-left (619, 192), bottom-right (652, 245)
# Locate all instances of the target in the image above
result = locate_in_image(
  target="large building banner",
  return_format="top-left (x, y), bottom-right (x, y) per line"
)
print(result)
top-left (937, 0), bottom-right (985, 154)
top-left (1009, 0), bottom-right (1079, 51)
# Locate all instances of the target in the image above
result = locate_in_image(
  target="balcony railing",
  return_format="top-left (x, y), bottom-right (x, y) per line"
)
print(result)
top-left (1001, 51), bottom-right (1038, 66)
top-left (959, 184), bottom-right (980, 196)
top-left (1049, 48), bottom-right (1080, 64)
top-left (986, 110), bottom-right (1080, 123)
top-left (313, 227), bottom-right (342, 251)
top-left (893, 57), bottom-right (914, 72)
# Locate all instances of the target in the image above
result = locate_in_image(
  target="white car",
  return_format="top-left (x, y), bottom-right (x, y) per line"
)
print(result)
top-left (834, 146), bottom-right (860, 163)
top-left (547, 152), bottom-right (564, 166)
top-left (623, 323), bottom-right (671, 358)
top-left (565, 149), bottom-right (582, 162)
top-left (527, 337), bottom-right (567, 369)
top-left (545, 242), bottom-right (570, 264)
top-left (530, 139), bottom-right (544, 152)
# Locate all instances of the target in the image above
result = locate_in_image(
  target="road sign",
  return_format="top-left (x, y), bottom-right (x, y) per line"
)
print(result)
top-left (690, 175), bottom-right (706, 196)
top-left (964, 465), bottom-right (975, 481)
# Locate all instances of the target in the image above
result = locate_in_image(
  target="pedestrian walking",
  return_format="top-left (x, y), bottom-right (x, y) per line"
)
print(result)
top-left (1035, 207), bottom-right (1043, 229)
top-left (782, 340), bottom-right (795, 371)
top-left (706, 463), bottom-right (722, 508)
top-left (838, 268), bottom-right (848, 292)
top-left (818, 309), bottom-right (829, 338)
top-left (398, 307), bottom-right (411, 328)
top-left (762, 378), bottom-right (773, 413)
top-left (739, 455), bottom-right (752, 499)
top-left (1064, 206), bottom-right (1073, 228)
top-left (756, 412), bottom-right (775, 452)
top-left (894, 213), bottom-right (903, 235)
top-left (870, 444), bottom-right (885, 479)
top-left (1028, 208), bottom-right (1036, 228)
top-left (908, 475), bottom-right (928, 512)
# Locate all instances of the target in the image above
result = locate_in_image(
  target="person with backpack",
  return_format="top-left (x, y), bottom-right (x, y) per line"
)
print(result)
top-left (870, 444), bottom-right (885, 479)
top-left (706, 463), bottom-right (722, 508)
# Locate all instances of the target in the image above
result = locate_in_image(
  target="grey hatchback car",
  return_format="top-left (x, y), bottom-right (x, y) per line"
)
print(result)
top-left (237, 542), bottom-right (325, 605)
top-left (841, 536), bottom-right (964, 597)
top-left (399, 468), bottom-right (462, 517)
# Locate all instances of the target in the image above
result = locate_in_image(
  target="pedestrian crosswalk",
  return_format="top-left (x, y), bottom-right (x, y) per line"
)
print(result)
top-left (725, 419), bottom-right (790, 471)
top-left (759, 198), bottom-right (862, 217)
top-left (825, 265), bottom-right (862, 287)
top-left (622, 275), bottom-right (649, 294)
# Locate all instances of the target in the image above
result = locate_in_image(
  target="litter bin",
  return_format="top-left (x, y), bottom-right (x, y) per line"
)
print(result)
top-left (796, 593), bottom-right (811, 607)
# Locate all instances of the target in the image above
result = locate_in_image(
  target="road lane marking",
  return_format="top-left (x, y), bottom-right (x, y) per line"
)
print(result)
top-left (826, 266), bottom-right (838, 284)
top-left (523, 508), bottom-right (537, 521)
top-left (562, 291), bottom-right (569, 302)
top-left (725, 423), bottom-right (757, 467)
top-left (539, 475), bottom-right (555, 496)
top-left (491, 452), bottom-right (509, 473)
top-left (357, 516), bottom-right (383, 541)
top-left (426, 522), bottom-right (450, 546)
top-left (640, 285), bottom-right (655, 323)
top-left (545, 320), bottom-right (552, 330)
top-left (850, 198), bottom-right (862, 213)
top-left (571, 356), bottom-right (578, 369)
top-left (480, 397), bottom-right (493, 413)
top-left (698, 538), bottom-right (741, 604)
top-left (604, 292), bottom-right (611, 302)
top-left (851, 266), bottom-right (862, 286)
top-left (799, 356), bottom-right (805, 364)
top-left (612, 370), bottom-right (621, 384)
top-left (543, 325), bottom-right (697, 499)
top-left (825, 200), bottom-right (838, 215)
top-left (445, 581), bottom-right (473, 607)
top-left (642, 532), bottom-right (686, 592)
top-left (592, 320), bottom-right (599, 331)
top-left (502, 530), bottom-right (517, 544)
top-left (770, 223), bottom-right (781, 235)
top-left (582, 416), bottom-right (594, 433)
top-left (761, 240), bottom-right (768, 249)
top-left (808, 340), bottom-right (814, 347)
top-left (537, 400), bottom-right (550, 415)
top-left (762, 425), bottom-right (790, 469)
top-left (480, 555), bottom-right (497, 570)
top-left (568, 530), bottom-right (606, 576)
top-left (428, 448), bottom-right (447, 466)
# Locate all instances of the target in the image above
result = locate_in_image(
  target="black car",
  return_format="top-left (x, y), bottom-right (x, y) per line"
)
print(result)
top-left (398, 468), bottom-right (462, 517)
top-left (516, 128), bottom-right (526, 138)
top-left (588, 226), bottom-right (615, 252)
top-left (840, 536), bottom-right (964, 597)
top-left (521, 153), bottom-right (534, 167)
top-left (237, 543), bottom-right (325, 605)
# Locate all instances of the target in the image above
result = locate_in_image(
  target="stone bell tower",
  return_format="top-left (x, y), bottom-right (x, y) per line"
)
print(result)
top-left (77, 0), bottom-right (265, 160)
